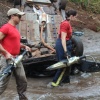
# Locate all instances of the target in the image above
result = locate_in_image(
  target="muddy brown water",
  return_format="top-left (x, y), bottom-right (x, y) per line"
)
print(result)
top-left (0, 29), bottom-right (100, 100)
top-left (0, 69), bottom-right (100, 100)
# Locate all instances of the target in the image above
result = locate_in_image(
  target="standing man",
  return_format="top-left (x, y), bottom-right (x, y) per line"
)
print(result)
top-left (0, 8), bottom-right (31, 100)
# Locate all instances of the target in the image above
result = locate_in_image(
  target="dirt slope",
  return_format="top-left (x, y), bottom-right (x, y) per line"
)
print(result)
top-left (66, 2), bottom-right (100, 32)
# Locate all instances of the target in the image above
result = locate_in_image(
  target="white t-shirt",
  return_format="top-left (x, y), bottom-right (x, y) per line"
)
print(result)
top-left (33, 7), bottom-right (45, 16)
top-left (33, 6), bottom-right (49, 23)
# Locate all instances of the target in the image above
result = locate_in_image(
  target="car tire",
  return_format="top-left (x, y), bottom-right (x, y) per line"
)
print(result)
top-left (50, 0), bottom-right (58, 3)
top-left (71, 36), bottom-right (84, 56)
top-left (59, 0), bottom-right (67, 10)
top-left (13, 0), bottom-right (21, 7)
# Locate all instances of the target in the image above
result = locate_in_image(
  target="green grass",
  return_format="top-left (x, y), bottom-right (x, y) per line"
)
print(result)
top-left (70, 0), bottom-right (100, 14)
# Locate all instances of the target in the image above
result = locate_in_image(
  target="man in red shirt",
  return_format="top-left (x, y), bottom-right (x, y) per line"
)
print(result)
top-left (0, 8), bottom-right (31, 100)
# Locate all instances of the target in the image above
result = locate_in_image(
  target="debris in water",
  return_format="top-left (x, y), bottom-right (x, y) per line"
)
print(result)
top-left (81, 72), bottom-right (92, 78)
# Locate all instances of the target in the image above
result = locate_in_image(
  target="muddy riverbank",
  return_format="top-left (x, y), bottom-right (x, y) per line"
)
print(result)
top-left (0, 71), bottom-right (100, 100)
top-left (80, 29), bottom-right (100, 55)
top-left (0, 29), bottom-right (100, 100)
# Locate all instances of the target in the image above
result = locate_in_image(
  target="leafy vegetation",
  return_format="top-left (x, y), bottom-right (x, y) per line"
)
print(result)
top-left (70, 0), bottom-right (100, 14)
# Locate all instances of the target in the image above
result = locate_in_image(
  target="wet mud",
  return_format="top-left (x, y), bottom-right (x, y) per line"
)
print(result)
top-left (0, 72), bottom-right (100, 100)
top-left (0, 29), bottom-right (100, 100)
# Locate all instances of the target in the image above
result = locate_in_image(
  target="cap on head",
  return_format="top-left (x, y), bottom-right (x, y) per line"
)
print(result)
top-left (7, 8), bottom-right (25, 16)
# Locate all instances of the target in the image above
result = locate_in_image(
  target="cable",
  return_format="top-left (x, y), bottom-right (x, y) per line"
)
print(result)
top-left (85, 55), bottom-right (99, 68)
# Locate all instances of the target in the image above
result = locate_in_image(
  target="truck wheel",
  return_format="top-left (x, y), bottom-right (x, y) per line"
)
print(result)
top-left (50, 0), bottom-right (58, 3)
top-left (71, 36), bottom-right (84, 56)
top-left (13, 0), bottom-right (21, 7)
top-left (59, 0), bottom-right (67, 10)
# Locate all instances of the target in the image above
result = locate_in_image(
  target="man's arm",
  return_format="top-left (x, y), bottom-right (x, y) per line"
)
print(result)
top-left (0, 32), bottom-right (6, 54)
top-left (0, 44), bottom-right (7, 55)
top-left (20, 43), bottom-right (26, 48)
top-left (0, 32), bottom-right (12, 59)
top-left (20, 43), bottom-right (31, 51)
top-left (0, 32), bottom-right (5, 40)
